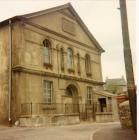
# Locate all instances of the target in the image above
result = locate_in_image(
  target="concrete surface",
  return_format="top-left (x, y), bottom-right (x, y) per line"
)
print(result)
top-left (0, 122), bottom-right (135, 140)
top-left (93, 122), bottom-right (136, 140)
top-left (0, 122), bottom-right (117, 140)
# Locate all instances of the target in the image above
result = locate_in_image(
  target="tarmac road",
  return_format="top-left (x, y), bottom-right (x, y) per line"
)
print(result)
top-left (93, 123), bottom-right (136, 140)
top-left (0, 122), bottom-right (128, 140)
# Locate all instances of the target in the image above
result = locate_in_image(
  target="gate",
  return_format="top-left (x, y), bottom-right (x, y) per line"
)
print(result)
top-left (20, 102), bottom-right (96, 121)
top-left (79, 104), bottom-right (96, 121)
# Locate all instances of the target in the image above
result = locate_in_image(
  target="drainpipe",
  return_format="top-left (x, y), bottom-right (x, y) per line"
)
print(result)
top-left (8, 19), bottom-right (12, 125)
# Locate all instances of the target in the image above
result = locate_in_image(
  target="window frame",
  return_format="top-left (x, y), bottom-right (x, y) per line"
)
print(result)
top-left (86, 86), bottom-right (92, 105)
top-left (85, 54), bottom-right (91, 76)
top-left (60, 47), bottom-right (64, 71)
top-left (43, 39), bottom-right (52, 68)
top-left (67, 48), bottom-right (75, 74)
top-left (66, 86), bottom-right (73, 97)
top-left (77, 53), bottom-right (80, 75)
top-left (43, 80), bottom-right (53, 104)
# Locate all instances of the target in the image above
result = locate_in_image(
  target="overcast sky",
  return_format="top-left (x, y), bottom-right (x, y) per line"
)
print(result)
top-left (0, 0), bottom-right (136, 81)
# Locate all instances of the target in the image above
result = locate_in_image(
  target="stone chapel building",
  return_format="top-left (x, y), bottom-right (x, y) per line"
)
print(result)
top-left (0, 3), bottom-right (118, 126)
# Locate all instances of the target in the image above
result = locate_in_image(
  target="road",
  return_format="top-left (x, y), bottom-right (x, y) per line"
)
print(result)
top-left (93, 123), bottom-right (136, 140)
top-left (0, 122), bottom-right (120, 140)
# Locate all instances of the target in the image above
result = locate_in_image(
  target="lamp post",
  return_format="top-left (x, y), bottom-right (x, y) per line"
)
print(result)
top-left (119, 0), bottom-right (136, 133)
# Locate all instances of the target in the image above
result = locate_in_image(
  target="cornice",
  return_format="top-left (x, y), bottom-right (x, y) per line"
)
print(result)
top-left (12, 65), bottom-right (104, 85)
top-left (59, 11), bottom-right (76, 21)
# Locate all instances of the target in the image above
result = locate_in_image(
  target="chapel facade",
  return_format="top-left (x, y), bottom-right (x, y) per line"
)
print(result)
top-left (0, 3), bottom-right (118, 125)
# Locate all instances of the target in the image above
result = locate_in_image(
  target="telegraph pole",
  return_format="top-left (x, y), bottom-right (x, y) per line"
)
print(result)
top-left (119, 0), bottom-right (136, 133)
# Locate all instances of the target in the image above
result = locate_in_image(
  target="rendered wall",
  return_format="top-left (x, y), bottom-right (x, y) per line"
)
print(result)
top-left (0, 10), bottom-right (104, 124)
top-left (0, 26), bottom-right (9, 124)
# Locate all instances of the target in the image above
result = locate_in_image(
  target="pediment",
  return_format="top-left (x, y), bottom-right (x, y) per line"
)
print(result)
top-left (22, 3), bottom-right (104, 52)
top-left (59, 8), bottom-right (76, 19)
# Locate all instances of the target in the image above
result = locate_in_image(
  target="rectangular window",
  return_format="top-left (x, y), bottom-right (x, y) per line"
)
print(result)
top-left (43, 80), bottom-right (52, 103)
top-left (86, 87), bottom-right (92, 105)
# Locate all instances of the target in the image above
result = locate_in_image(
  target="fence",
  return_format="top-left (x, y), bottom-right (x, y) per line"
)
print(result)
top-left (21, 103), bottom-right (81, 116)
top-left (20, 102), bottom-right (112, 118)
top-left (96, 102), bottom-right (112, 112)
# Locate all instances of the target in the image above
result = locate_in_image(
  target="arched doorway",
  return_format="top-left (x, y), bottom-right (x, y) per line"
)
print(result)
top-left (64, 84), bottom-right (79, 113)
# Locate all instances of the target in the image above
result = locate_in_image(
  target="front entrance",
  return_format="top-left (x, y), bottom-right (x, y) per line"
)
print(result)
top-left (63, 84), bottom-right (96, 121)
top-left (64, 84), bottom-right (79, 114)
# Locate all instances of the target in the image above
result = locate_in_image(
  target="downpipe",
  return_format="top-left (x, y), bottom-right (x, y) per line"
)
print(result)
top-left (8, 19), bottom-right (12, 126)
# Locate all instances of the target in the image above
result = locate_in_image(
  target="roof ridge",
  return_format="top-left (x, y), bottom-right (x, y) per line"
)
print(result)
top-left (21, 3), bottom-right (71, 18)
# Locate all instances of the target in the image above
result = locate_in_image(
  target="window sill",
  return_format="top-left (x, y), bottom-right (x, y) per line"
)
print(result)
top-left (86, 73), bottom-right (92, 77)
top-left (68, 68), bottom-right (75, 74)
top-left (42, 104), bottom-right (56, 110)
top-left (43, 63), bottom-right (53, 69)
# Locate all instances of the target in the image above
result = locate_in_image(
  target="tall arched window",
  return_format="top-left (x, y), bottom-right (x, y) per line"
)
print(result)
top-left (60, 48), bottom-right (64, 71)
top-left (67, 48), bottom-right (74, 69)
top-left (43, 39), bottom-right (51, 64)
top-left (77, 53), bottom-right (80, 74)
top-left (85, 54), bottom-right (91, 76)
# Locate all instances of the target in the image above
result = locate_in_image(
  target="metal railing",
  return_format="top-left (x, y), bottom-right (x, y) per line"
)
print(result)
top-left (20, 102), bottom-right (112, 117)
top-left (96, 103), bottom-right (112, 112)
top-left (21, 103), bottom-right (81, 116)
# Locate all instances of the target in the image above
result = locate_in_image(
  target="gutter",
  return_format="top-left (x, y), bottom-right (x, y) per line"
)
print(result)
top-left (8, 19), bottom-right (12, 125)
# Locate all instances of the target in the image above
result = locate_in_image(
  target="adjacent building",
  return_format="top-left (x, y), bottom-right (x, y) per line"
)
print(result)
top-left (104, 76), bottom-right (127, 94)
top-left (0, 3), bottom-right (118, 126)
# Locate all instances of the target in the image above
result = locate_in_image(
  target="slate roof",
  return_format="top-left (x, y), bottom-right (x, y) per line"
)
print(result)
top-left (105, 78), bottom-right (126, 86)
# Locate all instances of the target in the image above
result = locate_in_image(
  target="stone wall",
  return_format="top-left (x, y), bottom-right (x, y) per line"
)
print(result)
top-left (118, 100), bottom-right (132, 128)
top-left (0, 8), bottom-right (105, 125)
top-left (20, 23), bottom-right (103, 81)
top-left (18, 114), bottom-right (80, 127)
top-left (10, 20), bottom-right (104, 123)
top-left (96, 112), bottom-right (113, 122)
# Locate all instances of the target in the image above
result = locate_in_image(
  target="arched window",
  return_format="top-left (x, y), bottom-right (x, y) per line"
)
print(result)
top-left (60, 48), bottom-right (64, 71)
top-left (77, 53), bottom-right (80, 74)
top-left (67, 48), bottom-right (74, 69)
top-left (66, 86), bottom-right (73, 97)
top-left (43, 39), bottom-right (51, 64)
top-left (85, 54), bottom-right (91, 76)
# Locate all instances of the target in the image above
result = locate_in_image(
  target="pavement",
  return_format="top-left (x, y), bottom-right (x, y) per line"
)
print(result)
top-left (93, 123), bottom-right (136, 140)
top-left (0, 122), bottom-right (136, 140)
